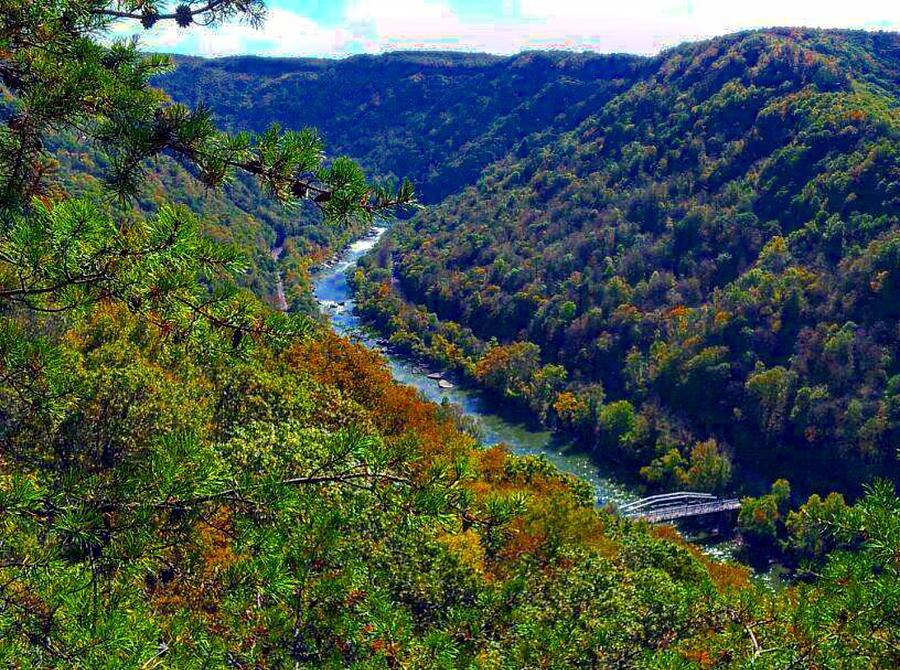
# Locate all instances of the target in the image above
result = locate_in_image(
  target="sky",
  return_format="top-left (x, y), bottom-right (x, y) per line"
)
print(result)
top-left (119, 0), bottom-right (900, 58)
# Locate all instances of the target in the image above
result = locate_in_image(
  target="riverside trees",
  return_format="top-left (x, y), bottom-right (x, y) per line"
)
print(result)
top-left (0, 6), bottom-right (899, 667)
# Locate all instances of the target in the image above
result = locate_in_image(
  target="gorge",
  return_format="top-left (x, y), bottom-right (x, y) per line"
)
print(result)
top-left (5, 5), bottom-right (900, 663)
top-left (312, 228), bottom-right (639, 507)
top-left (153, 29), bottom-right (900, 505)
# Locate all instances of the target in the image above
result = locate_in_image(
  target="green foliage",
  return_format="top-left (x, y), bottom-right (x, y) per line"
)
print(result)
top-left (738, 479), bottom-right (792, 544)
top-left (355, 28), bottom-right (900, 498)
top-left (156, 50), bottom-right (643, 204)
top-left (2, 6), bottom-right (900, 666)
top-left (785, 491), bottom-right (848, 560)
top-left (9, 2), bottom-right (416, 314)
top-left (643, 439), bottom-right (732, 493)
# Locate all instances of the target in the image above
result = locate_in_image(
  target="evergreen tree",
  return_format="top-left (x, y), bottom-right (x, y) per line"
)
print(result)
top-left (0, 5), bottom-right (899, 667)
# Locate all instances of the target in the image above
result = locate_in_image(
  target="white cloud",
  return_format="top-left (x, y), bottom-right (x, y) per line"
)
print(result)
top-left (519, 0), bottom-right (899, 27)
top-left (120, 0), bottom-right (532, 56)
top-left (519, 0), bottom-right (900, 53)
top-left (345, 0), bottom-right (463, 47)
top-left (114, 0), bottom-right (900, 58)
top-left (343, 0), bottom-right (526, 53)
top-left (114, 7), bottom-right (351, 57)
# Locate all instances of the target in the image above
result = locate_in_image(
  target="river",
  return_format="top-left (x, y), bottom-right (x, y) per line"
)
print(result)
top-left (308, 227), bottom-right (760, 569)
top-left (311, 226), bottom-right (639, 507)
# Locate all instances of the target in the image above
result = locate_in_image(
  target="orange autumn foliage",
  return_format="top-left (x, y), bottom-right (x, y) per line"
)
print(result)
top-left (680, 647), bottom-right (721, 670)
top-left (288, 332), bottom-right (471, 459)
top-left (650, 525), bottom-right (750, 592)
top-left (289, 333), bottom-right (737, 592)
top-left (150, 508), bottom-right (245, 630)
top-left (553, 391), bottom-right (585, 424)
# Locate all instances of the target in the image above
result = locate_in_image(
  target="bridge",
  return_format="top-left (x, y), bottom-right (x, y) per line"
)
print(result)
top-left (618, 492), bottom-right (741, 523)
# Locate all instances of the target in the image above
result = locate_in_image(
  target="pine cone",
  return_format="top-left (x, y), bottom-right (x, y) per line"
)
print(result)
top-left (175, 4), bottom-right (193, 28)
top-left (141, 9), bottom-right (159, 29)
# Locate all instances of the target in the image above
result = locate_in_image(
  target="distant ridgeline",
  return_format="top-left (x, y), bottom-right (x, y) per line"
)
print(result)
top-left (10, 12), bottom-right (900, 663)
top-left (51, 49), bottom-right (649, 313)
top-left (148, 30), bottom-right (900, 498)
top-left (156, 50), bottom-right (648, 204)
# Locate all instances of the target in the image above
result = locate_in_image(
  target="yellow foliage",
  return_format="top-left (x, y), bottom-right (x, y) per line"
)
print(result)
top-left (553, 392), bottom-right (582, 421)
top-left (439, 529), bottom-right (487, 576)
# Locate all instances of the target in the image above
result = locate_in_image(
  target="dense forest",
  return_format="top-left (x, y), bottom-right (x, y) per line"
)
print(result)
top-left (58, 48), bottom-right (649, 311)
top-left (147, 32), bottom-right (900, 500)
top-left (142, 49), bottom-right (646, 309)
top-left (351, 29), bottom-right (900, 502)
top-left (53, 117), bottom-right (373, 311)
top-left (3, 1), bottom-right (900, 666)
top-left (156, 50), bottom-right (646, 204)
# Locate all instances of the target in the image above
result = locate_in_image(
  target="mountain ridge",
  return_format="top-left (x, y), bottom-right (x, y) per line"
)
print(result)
top-left (157, 47), bottom-right (648, 203)
top-left (346, 27), bottom-right (900, 498)
top-left (141, 28), bottom-right (900, 500)
top-left (7, 8), bottom-right (900, 662)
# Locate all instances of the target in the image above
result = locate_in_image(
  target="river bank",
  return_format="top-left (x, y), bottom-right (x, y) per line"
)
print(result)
top-left (312, 227), bottom-right (644, 507)
top-left (304, 226), bottom-right (778, 573)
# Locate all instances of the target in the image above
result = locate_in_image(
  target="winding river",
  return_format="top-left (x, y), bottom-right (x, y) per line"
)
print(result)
top-left (311, 227), bottom-right (639, 507)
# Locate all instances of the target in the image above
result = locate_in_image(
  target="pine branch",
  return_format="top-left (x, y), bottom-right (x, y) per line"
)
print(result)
top-left (83, 467), bottom-right (413, 515)
top-left (172, 143), bottom-right (417, 218)
top-left (93, 0), bottom-right (230, 23)
top-left (156, 469), bottom-right (412, 508)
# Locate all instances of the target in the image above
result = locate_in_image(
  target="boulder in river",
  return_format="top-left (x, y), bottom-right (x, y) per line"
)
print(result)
top-left (438, 379), bottom-right (454, 389)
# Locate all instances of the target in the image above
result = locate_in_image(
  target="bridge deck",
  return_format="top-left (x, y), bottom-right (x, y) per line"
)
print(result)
top-left (630, 499), bottom-right (741, 523)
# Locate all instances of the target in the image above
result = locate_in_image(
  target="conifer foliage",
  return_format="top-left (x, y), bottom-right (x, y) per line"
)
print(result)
top-left (1, 4), bottom-right (900, 668)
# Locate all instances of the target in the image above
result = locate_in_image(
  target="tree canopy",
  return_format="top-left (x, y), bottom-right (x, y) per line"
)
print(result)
top-left (352, 29), bottom-right (900, 499)
top-left (1, 6), bottom-right (900, 667)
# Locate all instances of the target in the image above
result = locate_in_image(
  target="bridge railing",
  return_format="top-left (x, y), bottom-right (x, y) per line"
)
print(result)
top-left (618, 492), bottom-right (742, 523)
top-left (635, 499), bottom-right (741, 523)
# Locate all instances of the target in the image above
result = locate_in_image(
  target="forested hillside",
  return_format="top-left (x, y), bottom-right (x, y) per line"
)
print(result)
top-left (5, 3), bottom-right (900, 665)
top-left (52, 49), bottom-right (645, 311)
top-left (157, 51), bottom-right (646, 204)
top-left (146, 33), bottom-right (900, 499)
top-left (52, 127), bottom-right (371, 311)
top-left (353, 29), bottom-right (900, 498)
top-left (121, 50), bottom-right (641, 310)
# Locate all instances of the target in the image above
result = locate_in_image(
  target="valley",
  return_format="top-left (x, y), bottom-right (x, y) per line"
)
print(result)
top-left (5, 4), bottom-right (900, 663)
top-left (152, 29), bottom-right (900, 510)
top-left (312, 228), bottom-right (639, 507)
top-left (344, 29), bottom-right (900, 507)
top-left (146, 27), bottom-right (900, 556)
